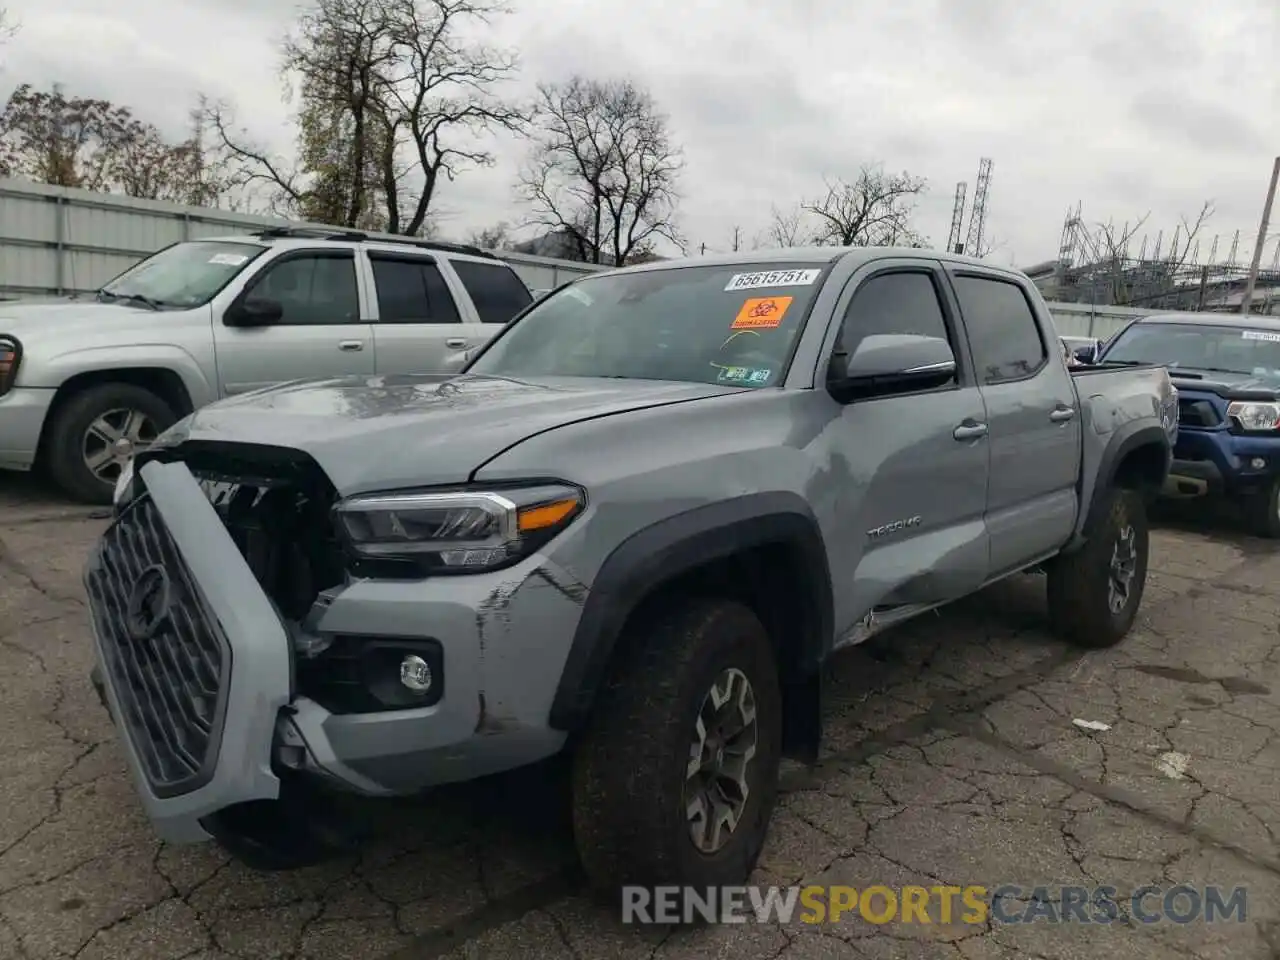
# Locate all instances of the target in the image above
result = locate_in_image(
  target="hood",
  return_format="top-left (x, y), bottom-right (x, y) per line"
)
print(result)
top-left (164, 373), bottom-right (744, 494)
top-left (0, 298), bottom-right (165, 339)
top-left (1168, 368), bottom-right (1280, 401)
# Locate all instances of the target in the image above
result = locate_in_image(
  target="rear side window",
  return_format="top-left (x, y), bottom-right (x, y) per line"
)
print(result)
top-left (451, 260), bottom-right (533, 324)
top-left (370, 256), bottom-right (461, 323)
top-left (953, 276), bottom-right (1046, 384)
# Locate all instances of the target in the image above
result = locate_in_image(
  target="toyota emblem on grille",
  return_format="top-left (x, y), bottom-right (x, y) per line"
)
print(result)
top-left (126, 565), bottom-right (172, 641)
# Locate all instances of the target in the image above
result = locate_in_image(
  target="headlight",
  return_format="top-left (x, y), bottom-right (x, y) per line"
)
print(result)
top-left (1227, 401), bottom-right (1280, 431)
top-left (334, 483), bottom-right (586, 571)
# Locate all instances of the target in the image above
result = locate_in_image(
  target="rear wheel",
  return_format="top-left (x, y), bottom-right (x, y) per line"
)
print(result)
top-left (1046, 486), bottom-right (1149, 648)
top-left (571, 598), bottom-right (783, 893)
top-left (45, 383), bottom-right (176, 504)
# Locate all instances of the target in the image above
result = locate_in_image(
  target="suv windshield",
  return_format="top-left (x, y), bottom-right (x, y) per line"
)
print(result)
top-left (467, 262), bottom-right (828, 387)
top-left (1105, 322), bottom-right (1280, 379)
top-left (99, 240), bottom-right (267, 309)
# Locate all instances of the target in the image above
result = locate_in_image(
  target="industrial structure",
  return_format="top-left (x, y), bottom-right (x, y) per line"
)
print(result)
top-left (946, 158), bottom-right (994, 257)
top-left (1024, 202), bottom-right (1280, 315)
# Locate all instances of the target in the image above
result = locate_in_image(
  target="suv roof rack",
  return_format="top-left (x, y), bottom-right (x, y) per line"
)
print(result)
top-left (252, 226), bottom-right (497, 259)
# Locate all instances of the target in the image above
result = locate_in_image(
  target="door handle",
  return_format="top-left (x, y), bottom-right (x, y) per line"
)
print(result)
top-left (338, 340), bottom-right (364, 352)
top-left (445, 338), bottom-right (468, 348)
top-left (953, 421), bottom-right (988, 441)
top-left (1050, 406), bottom-right (1076, 422)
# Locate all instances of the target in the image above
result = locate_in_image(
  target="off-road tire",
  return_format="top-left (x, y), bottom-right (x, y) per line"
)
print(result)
top-left (1046, 486), bottom-right (1149, 648)
top-left (570, 598), bottom-right (783, 895)
top-left (1243, 477), bottom-right (1280, 539)
top-left (45, 383), bottom-right (176, 505)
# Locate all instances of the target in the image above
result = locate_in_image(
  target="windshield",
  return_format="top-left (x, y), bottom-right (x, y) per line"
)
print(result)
top-left (467, 262), bottom-right (828, 387)
top-left (1104, 322), bottom-right (1280, 379)
top-left (99, 240), bottom-right (267, 309)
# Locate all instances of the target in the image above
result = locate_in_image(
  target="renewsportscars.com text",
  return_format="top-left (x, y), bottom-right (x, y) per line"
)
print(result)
top-left (622, 884), bottom-right (1248, 925)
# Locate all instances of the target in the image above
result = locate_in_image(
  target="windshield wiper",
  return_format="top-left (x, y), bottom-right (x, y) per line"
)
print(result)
top-left (97, 289), bottom-right (161, 310)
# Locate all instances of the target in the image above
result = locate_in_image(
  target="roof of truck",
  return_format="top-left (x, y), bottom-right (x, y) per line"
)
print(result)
top-left (1141, 312), bottom-right (1280, 330)
top-left (589, 246), bottom-right (1024, 278)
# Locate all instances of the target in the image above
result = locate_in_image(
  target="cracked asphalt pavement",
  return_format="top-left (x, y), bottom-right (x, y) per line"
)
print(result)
top-left (3, 474), bottom-right (1280, 959)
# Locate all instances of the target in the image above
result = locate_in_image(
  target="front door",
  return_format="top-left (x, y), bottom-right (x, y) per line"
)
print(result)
top-left (946, 269), bottom-right (1082, 576)
top-left (213, 249), bottom-right (375, 395)
top-left (819, 262), bottom-right (991, 645)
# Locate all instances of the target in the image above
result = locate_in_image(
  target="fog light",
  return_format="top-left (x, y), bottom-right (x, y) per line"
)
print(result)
top-left (399, 654), bottom-right (433, 694)
top-left (1252, 457), bottom-right (1267, 470)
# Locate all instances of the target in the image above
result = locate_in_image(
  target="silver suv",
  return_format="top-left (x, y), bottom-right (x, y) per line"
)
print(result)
top-left (0, 227), bottom-right (532, 503)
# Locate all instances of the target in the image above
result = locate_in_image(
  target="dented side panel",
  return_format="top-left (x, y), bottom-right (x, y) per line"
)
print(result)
top-left (288, 555), bottom-right (582, 792)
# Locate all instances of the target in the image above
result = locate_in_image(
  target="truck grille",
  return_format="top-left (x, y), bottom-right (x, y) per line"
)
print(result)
top-left (1178, 397), bottom-right (1221, 428)
top-left (84, 494), bottom-right (230, 798)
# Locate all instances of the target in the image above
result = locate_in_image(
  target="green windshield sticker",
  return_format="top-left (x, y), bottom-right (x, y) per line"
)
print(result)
top-left (717, 366), bottom-right (773, 384)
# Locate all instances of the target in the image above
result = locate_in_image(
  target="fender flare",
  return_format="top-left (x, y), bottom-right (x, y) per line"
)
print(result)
top-left (42, 344), bottom-right (215, 409)
top-left (1076, 421), bottom-right (1171, 543)
top-left (548, 491), bottom-right (834, 731)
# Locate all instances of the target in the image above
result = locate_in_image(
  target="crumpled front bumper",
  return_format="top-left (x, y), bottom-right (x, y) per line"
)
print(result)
top-left (85, 459), bottom-right (578, 846)
top-left (83, 459), bottom-right (292, 843)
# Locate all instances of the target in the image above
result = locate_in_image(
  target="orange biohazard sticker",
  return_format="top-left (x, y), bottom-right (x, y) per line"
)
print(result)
top-left (731, 296), bottom-right (792, 330)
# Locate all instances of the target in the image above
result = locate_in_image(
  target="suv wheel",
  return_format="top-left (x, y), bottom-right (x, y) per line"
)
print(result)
top-left (571, 598), bottom-right (782, 894)
top-left (45, 383), bottom-right (176, 505)
top-left (1046, 486), bottom-right (1149, 648)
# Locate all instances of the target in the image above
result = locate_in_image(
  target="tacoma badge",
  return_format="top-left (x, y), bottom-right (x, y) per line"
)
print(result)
top-left (866, 516), bottom-right (922, 540)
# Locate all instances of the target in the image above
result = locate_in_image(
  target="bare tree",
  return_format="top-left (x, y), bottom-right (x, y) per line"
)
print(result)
top-left (803, 165), bottom-right (927, 247)
top-left (762, 204), bottom-right (808, 248)
top-left (466, 221), bottom-right (512, 249)
top-left (210, 0), bottom-right (525, 234)
top-left (1086, 201), bottom-right (1214, 305)
top-left (728, 224), bottom-right (744, 252)
top-left (518, 76), bottom-right (683, 266)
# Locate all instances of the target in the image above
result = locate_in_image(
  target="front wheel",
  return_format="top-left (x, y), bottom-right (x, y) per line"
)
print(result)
top-left (1243, 476), bottom-right (1280, 539)
top-left (1046, 486), bottom-right (1150, 648)
top-left (44, 383), bottom-right (176, 505)
top-left (571, 599), bottom-right (783, 894)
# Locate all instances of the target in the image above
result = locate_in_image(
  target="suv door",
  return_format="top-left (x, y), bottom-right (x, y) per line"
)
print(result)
top-left (212, 249), bottom-right (374, 395)
top-left (367, 253), bottom-right (481, 374)
top-left (946, 268), bottom-right (1082, 576)
top-left (823, 261), bottom-right (991, 643)
top-left (448, 258), bottom-right (534, 327)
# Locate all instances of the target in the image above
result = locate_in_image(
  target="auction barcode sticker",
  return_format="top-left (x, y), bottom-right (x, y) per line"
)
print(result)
top-left (724, 269), bottom-right (821, 292)
top-left (1242, 330), bottom-right (1280, 343)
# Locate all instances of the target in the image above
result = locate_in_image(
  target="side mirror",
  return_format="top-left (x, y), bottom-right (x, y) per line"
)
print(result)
top-left (827, 334), bottom-right (956, 401)
top-left (225, 297), bottom-right (283, 327)
top-left (1072, 344), bottom-right (1097, 364)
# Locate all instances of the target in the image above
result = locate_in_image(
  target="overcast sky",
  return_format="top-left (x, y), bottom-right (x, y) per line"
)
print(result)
top-left (2, 0), bottom-right (1277, 268)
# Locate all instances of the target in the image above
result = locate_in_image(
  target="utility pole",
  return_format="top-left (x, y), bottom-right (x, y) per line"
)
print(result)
top-left (1241, 156), bottom-right (1280, 316)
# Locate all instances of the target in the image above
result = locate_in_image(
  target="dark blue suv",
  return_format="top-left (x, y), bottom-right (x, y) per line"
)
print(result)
top-left (1097, 312), bottom-right (1280, 537)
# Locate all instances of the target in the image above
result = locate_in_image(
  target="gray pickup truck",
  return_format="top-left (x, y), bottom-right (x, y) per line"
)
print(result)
top-left (85, 247), bottom-right (1176, 895)
top-left (0, 227), bottom-right (532, 503)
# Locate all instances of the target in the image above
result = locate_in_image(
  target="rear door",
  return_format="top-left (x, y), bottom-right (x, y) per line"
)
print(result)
top-left (444, 257), bottom-right (536, 360)
top-left (821, 259), bottom-right (991, 642)
top-left (366, 252), bottom-right (481, 375)
top-left (448, 258), bottom-right (534, 325)
top-left (212, 248), bottom-right (375, 395)
top-left (946, 268), bottom-right (1082, 575)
